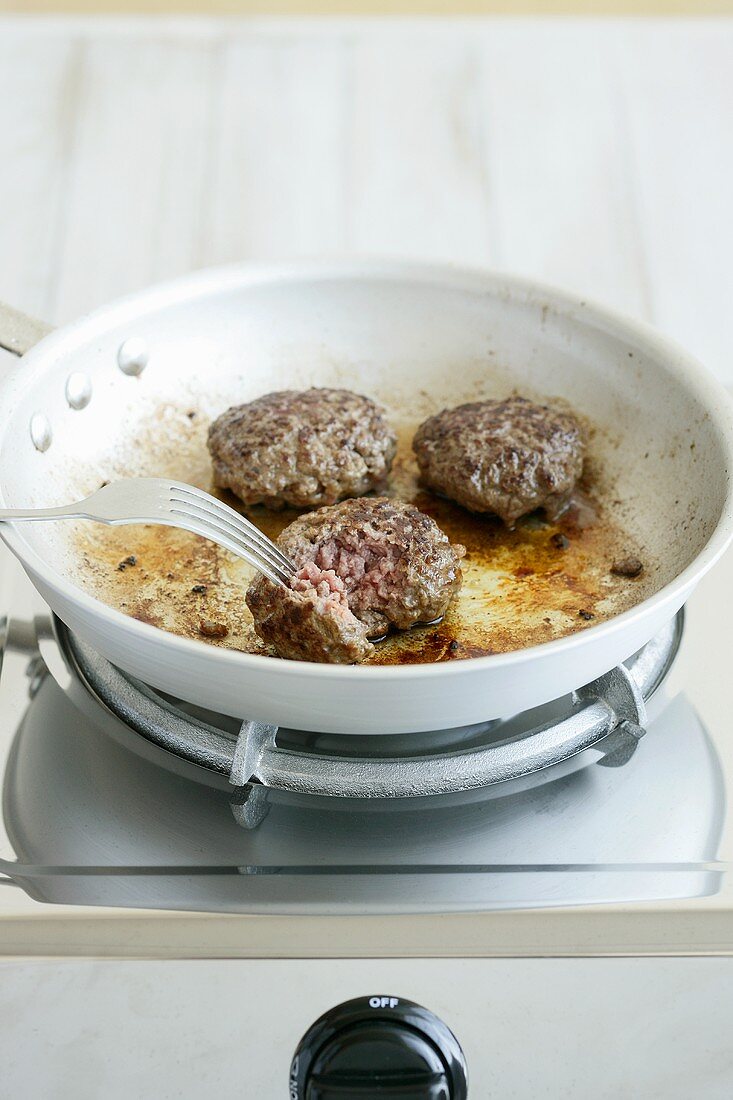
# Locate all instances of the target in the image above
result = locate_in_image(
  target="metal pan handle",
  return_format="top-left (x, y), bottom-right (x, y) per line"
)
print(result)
top-left (0, 303), bottom-right (53, 357)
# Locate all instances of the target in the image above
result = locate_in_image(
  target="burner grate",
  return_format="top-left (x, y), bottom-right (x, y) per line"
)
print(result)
top-left (47, 614), bottom-right (683, 813)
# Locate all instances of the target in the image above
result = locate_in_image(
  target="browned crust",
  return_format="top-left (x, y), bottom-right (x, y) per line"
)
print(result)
top-left (260, 496), bottom-right (465, 637)
top-left (413, 395), bottom-right (584, 525)
top-left (208, 387), bottom-right (397, 509)
top-left (246, 576), bottom-right (372, 663)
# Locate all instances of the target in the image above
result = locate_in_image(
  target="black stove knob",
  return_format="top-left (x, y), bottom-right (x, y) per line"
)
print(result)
top-left (289, 996), bottom-right (467, 1099)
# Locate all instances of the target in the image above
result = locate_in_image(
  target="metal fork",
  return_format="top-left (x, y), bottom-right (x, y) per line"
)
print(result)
top-left (0, 478), bottom-right (297, 588)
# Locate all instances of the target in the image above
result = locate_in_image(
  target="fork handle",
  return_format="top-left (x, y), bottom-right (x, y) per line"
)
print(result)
top-left (0, 505), bottom-right (88, 521)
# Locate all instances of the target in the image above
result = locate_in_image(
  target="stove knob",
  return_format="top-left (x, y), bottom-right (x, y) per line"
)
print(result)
top-left (289, 996), bottom-right (467, 1099)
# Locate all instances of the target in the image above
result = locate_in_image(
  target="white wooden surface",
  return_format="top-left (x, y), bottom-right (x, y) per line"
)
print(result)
top-left (0, 16), bottom-right (731, 383)
top-left (2, 957), bottom-right (733, 1100)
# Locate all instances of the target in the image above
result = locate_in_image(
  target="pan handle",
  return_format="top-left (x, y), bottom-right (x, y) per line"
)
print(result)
top-left (0, 302), bottom-right (54, 357)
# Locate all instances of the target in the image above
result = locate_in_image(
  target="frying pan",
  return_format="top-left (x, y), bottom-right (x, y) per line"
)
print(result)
top-left (0, 261), bottom-right (731, 736)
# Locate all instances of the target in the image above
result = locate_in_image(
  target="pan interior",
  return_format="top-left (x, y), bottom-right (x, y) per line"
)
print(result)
top-left (0, 269), bottom-right (727, 665)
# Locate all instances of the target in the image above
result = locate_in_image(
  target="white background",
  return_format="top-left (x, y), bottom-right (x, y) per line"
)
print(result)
top-left (1, 956), bottom-right (732, 1098)
top-left (0, 16), bottom-right (731, 384)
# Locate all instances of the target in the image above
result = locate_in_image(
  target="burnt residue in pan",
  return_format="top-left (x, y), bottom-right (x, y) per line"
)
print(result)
top-left (71, 404), bottom-right (652, 666)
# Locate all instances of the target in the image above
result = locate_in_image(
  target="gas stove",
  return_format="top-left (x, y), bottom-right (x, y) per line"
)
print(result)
top-left (0, 564), bottom-right (720, 905)
top-left (1, 545), bottom-right (732, 1098)
top-left (1, 538), bottom-right (732, 928)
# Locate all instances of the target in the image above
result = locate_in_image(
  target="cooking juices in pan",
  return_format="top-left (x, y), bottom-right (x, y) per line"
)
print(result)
top-left (72, 408), bottom-right (650, 666)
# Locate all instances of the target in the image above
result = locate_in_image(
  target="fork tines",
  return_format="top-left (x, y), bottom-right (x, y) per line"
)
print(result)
top-left (169, 483), bottom-right (296, 587)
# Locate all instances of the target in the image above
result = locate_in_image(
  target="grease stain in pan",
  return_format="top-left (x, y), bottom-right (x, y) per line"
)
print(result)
top-left (72, 406), bottom-right (651, 666)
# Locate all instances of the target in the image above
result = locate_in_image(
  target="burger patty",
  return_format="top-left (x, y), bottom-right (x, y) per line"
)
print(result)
top-left (412, 395), bottom-right (585, 526)
top-left (208, 387), bottom-right (397, 509)
top-left (246, 562), bottom-right (372, 664)
top-left (246, 497), bottom-right (465, 661)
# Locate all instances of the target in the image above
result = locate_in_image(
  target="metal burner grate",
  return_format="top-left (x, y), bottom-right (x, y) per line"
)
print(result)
top-left (47, 614), bottom-right (683, 820)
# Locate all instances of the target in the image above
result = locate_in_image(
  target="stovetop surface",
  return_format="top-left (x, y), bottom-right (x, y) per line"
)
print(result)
top-left (1, 541), bottom-right (732, 937)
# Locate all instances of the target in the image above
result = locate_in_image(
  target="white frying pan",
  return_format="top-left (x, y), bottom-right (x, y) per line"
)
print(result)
top-left (0, 261), bottom-right (732, 735)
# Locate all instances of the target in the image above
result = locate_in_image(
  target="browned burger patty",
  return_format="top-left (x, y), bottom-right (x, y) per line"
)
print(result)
top-left (208, 387), bottom-right (397, 509)
top-left (246, 497), bottom-right (465, 662)
top-left (412, 395), bottom-right (585, 526)
top-left (246, 562), bottom-right (372, 664)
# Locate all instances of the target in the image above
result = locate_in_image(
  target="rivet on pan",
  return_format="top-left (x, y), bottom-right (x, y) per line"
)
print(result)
top-left (65, 372), bottom-right (92, 410)
top-left (30, 413), bottom-right (52, 452)
top-left (117, 337), bottom-right (149, 377)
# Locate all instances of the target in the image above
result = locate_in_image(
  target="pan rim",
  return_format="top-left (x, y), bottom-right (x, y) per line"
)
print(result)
top-left (2, 256), bottom-right (732, 680)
